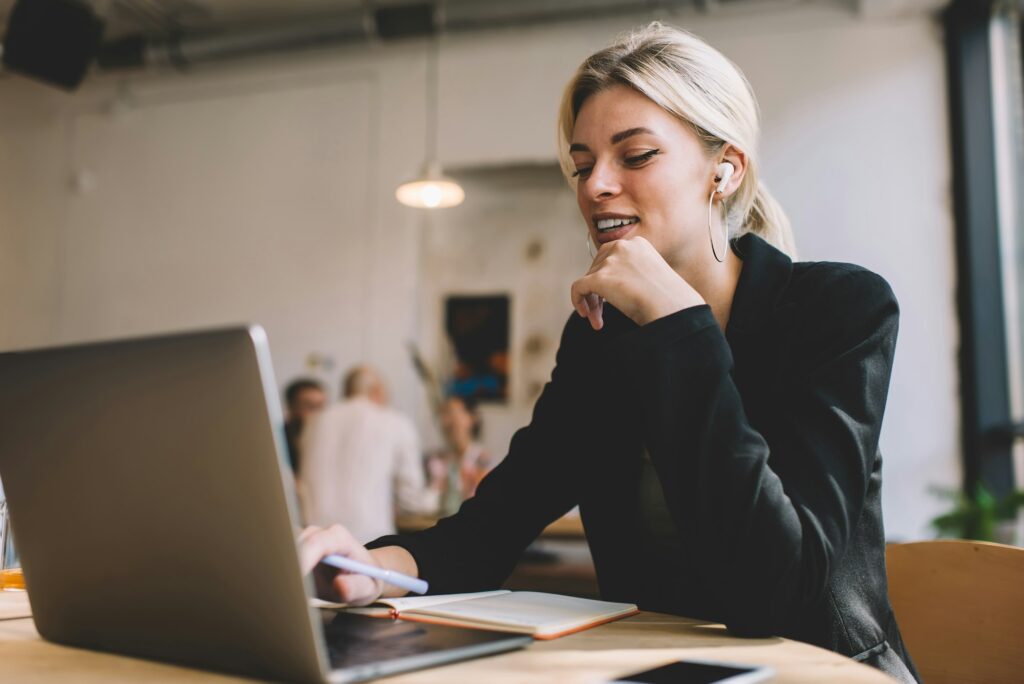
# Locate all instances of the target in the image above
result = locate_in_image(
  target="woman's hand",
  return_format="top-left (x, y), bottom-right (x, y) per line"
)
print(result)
top-left (571, 236), bottom-right (705, 330)
top-left (298, 524), bottom-right (384, 606)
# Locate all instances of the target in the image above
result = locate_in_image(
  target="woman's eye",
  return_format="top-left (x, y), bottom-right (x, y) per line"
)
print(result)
top-left (624, 149), bottom-right (660, 166)
top-left (571, 167), bottom-right (593, 179)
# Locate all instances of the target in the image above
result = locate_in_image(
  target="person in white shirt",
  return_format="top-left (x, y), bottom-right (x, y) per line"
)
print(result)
top-left (299, 365), bottom-right (439, 543)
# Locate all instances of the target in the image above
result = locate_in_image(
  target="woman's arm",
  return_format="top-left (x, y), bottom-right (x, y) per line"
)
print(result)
top-left (620, 266), bottom-right (898, 635)
top-left (364, 322), bottom-right (589, 594)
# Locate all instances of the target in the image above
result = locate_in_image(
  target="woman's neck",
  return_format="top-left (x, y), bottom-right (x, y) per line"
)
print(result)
top-left (670, 246), bottom-right (743, 331)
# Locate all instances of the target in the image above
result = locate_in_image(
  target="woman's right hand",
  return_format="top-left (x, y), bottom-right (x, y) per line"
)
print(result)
top-left (298, 524), bottom-right (384, 606)
top-left (571, 236), bottom-right (705, 330)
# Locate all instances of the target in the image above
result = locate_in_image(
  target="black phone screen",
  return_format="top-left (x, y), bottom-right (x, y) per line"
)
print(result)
top-left (613, 660), bottom-right (763, 684)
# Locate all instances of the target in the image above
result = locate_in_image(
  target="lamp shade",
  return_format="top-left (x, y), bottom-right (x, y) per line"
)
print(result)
top-left (395, 161), bottom-right (465, 209)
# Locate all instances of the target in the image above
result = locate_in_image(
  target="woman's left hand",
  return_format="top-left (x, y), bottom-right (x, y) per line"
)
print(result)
top-left (571, 236), bottom-right (705, 330)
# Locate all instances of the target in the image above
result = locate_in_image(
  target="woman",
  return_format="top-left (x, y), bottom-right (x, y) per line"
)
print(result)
top-left (298, 23), bottom-right (919, 682)
top-left (426, 396), bottom-right (492, 516)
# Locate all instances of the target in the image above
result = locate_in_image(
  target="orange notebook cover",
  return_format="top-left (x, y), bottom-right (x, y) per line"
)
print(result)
top-left (330, 590), bottom-right (638, 640)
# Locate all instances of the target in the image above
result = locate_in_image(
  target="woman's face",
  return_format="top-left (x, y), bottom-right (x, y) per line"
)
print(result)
top-left (441, 398), bottom-right (475, 441)
top-left (570, 84), bottom-right (716, 268)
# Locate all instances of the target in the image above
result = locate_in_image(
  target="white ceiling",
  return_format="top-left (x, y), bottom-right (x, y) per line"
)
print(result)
top-left (0, 0), bottom-right (367, 37)
top-left (0, 0), bottom-right (950, 43)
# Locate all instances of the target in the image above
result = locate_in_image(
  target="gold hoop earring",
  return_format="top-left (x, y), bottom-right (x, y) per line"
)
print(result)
top-left (707, 188), bottom-right (728, 263)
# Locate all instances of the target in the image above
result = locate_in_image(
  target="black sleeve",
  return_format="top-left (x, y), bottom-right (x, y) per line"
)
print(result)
top-left (366, 319), bottom-right (588, 593)
top-left (614, 267), bottom-right (898, 635)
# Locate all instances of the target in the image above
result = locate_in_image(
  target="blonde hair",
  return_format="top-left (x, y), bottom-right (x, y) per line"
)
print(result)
top-left (557, 22), bottom-right (796, 257)
top-left (342, 365), bottom-right (380, 399)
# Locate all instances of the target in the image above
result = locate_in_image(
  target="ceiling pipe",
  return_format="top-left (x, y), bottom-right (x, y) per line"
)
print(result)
top-left (98, 8), bottom-right (369, 70)
top-left (92, 0), bottom-right (945, 74)
top-left (95, 0), bottom-right (705, 73)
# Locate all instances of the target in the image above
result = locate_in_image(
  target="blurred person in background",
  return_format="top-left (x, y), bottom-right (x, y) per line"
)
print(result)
top-left (427, 395), bottom-right (492, 517)
top-left (300, 365), bottom-right (439, 542)
top-left (283, 378), bottom-right (326, 473)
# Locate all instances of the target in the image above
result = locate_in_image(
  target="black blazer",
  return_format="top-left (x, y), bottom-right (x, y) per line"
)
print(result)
top-left (369, 233), bottom-right (919, 682)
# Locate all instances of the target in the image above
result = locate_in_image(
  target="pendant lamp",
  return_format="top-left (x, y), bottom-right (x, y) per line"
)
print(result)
top-left (396, 36), bottom-right (464, 209)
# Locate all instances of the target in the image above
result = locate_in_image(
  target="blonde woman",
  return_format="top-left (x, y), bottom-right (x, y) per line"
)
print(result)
top-left (299, 23), bottom-right (918, 682)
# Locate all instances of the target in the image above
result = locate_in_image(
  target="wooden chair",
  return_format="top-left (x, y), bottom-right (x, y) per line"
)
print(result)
top-left (886, 540), bottom-right (1024, 684)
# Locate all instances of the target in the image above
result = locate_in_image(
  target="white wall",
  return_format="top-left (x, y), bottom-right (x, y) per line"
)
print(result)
top-left (0, 79), bottom-right (66, 349)
top-left (417, 165), bottom-right (588, 461)
top-left (0, 3), bottom-right (959, 538)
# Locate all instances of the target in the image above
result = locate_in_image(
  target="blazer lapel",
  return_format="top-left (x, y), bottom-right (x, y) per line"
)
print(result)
top-left (725, 233), bottom-right (795, 417)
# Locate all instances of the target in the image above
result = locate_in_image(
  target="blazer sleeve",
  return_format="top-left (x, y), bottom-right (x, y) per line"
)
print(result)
top-left (614, 267), bottom-right (898, 636)
top-left (366, 322), bottom-right (587, 593)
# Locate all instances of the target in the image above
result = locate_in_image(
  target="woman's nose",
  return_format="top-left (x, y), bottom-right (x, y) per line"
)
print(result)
top-left (586, 162), bottom-right (621, 199)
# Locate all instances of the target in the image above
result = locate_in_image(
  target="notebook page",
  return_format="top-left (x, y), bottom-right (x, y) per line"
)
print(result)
top-left (310, 589), bottom-right (510, 613)
top-left (380, 589), bottom-right (510, 612)
top-left (406, 591), bottom-right (636, 635)
top-left (309, 598), bottom-right (348, 610)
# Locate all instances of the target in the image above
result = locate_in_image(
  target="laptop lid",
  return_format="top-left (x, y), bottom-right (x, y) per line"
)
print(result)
top-left (0, 326), bottom-right (532, 683)
top-left (0, 326), bottom-right (328, 682)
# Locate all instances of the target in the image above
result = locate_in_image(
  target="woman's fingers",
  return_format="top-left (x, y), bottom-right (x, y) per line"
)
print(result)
top-left (573, 236), bottom-right (705, 328)
top-left (572, 279), bottom-right (589, 318)
top-left (575, 241), bottom-right (617, 313)
top-left (586, 241), bottom-right (614, 272)
top-left (333, 573), bottom-right (381, 605)
top-left (298, 530), bottom-right (327, 574)
top-left (299, 524), bottom-right (386, 605)
top-left (298, 524), bottom-right (358, 574)
top-left (574, 238), bottom-right (660, 330)
top-left (585, 293), bottom-right (604, 330)
top-left (571, 275), bottom-right (605, 331)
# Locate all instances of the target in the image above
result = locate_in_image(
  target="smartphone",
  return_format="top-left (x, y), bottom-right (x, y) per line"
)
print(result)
top-left (610, 658), bottom-right (774, 684)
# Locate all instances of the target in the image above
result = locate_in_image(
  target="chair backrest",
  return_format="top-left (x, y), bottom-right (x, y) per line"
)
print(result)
top-left (886, 540), bottom-right (1024, 684)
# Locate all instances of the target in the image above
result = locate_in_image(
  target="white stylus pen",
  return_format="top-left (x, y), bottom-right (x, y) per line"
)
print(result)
top-left (320, 554), bottom-right (429, 595)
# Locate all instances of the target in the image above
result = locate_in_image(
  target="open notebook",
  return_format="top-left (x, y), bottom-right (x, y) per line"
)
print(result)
top-left (314, 590), bottom-right (638, 640)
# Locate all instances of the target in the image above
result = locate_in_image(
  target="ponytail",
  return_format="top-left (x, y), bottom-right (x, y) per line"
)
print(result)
top-left (740, 180), bottom-right (797, 259)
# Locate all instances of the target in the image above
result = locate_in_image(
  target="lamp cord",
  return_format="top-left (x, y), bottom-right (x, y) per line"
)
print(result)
top-left (426, 31), bottom-right (439, 164)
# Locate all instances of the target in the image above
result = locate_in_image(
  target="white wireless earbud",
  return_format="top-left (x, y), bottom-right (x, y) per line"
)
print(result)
top-left (715, 161), bottom-right (735, 194)
top-left (708, 162), bottom-right (735, 264)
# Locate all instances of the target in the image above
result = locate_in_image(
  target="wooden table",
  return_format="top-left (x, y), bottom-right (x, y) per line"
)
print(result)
top-left (0, 591), bottom-right (895, 683)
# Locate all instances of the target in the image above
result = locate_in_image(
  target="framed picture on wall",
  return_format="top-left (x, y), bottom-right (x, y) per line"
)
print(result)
top-left (444, 294), bottom-right (509, 402)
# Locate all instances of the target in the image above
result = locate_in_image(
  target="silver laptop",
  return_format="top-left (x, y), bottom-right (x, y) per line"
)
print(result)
top-left (0, 326), bottom-right (531, 683)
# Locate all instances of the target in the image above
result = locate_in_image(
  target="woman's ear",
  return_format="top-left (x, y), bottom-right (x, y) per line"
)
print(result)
top-left (717, 144), bottom-right (748, 197)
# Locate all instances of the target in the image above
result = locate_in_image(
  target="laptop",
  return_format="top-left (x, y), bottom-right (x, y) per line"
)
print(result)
top-left (0, 326), bottom-right (531, 683)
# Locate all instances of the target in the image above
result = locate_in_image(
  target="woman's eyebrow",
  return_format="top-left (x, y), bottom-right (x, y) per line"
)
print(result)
top-left (569, 127), bottom-right (657, 153)
top-left (610, 127), bottom-right (655, 144)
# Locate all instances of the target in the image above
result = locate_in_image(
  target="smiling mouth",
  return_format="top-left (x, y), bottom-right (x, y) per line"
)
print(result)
top-left (595, 216), bottom-right (639, 232)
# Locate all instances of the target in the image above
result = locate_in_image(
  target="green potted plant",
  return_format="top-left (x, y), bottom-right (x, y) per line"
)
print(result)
top-left (930, 483), bottom-right (1024, 544)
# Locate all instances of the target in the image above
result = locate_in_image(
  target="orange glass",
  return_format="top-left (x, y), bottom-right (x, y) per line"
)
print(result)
top-left (0, 568), bottom-right (24, 591)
